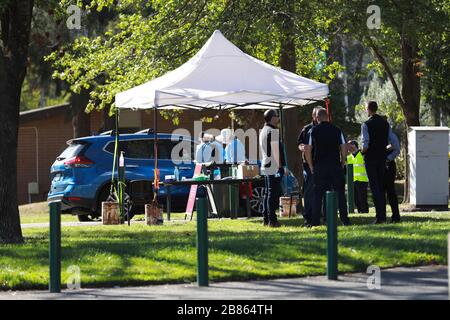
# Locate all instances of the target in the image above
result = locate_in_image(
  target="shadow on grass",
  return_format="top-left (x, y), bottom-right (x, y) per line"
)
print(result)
top-left (1, 213), bottom-right (449, 290)
top-left (246, 214), bottom-right (450, 227)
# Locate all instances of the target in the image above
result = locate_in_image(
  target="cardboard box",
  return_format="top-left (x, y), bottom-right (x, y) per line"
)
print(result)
top-left (237, 164), bottom-right (259, 179)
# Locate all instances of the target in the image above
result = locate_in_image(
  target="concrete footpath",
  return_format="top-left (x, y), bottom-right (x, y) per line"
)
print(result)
top-left (0, 265), bottom-right (448, 300)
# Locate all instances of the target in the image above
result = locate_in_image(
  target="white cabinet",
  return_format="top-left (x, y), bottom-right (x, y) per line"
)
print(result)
top-left (408, 127), bottom-right (449, 208)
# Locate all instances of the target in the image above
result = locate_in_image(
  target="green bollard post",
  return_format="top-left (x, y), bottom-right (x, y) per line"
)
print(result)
top-left (346, 164), bottom-right (354, 214)
top-left (448, 233), bottom-right (450, 300)
top-left (49, 201), bottom-right (61, 293)
top-left (326, 191), bottom-right (338, 280)
top-left (196, 195), bottom-right (208, 286)
top-left (228, 166), bottom-right (238, 219)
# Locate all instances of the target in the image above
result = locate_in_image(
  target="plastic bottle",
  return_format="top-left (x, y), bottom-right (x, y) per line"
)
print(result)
top-left (119, 152), bottom-right (125, 167)
top-left (232, 165), bottom-right (238, 178)
top-left (214, 168), bottom-right (221, 180)
top-left (174, 166), bottom-right (180, 181)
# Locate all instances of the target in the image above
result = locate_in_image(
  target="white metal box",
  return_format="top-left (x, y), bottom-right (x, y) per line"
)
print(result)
top-left (408, 127), bottom-right (449, 208)
top-left (28, 182), bottom-right (39, 195)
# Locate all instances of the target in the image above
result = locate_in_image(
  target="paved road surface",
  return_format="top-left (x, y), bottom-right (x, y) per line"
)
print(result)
top-left (0, 265), bottom-right (447, 300)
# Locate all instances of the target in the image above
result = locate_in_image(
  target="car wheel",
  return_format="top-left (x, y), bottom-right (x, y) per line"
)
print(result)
top-left (249, 186), bottom-right (265, 216)
top-left (121, 192), bottom-right (134, 222)
top-left (77, 213), bottom-right (100, 222)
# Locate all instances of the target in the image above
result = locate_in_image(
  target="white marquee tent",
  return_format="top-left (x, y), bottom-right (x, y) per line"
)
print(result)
top-left (114, 30), bottom-right (330, 195)
top-left (115, 30), bottom-right (329, 110)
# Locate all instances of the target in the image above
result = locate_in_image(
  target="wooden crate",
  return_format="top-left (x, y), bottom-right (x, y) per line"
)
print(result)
top-left (145, 203), bottom-right (163, 225)
top-left (279, 196), bottom-right (298, 217)
top-left (102, 202), bottom-right (121, 225)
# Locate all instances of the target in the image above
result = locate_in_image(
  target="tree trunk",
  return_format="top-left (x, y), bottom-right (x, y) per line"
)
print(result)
top-left (348, 42), bottom-right (365, 120)
top-left (431, 99), bottom-right (445, 127)
top-left (0, 84), bottom-right (23, 243)
top-left (279, 39), bottom-right (301, 183)
top-left (400, 35), bottom-right (421, 204)
top-left (0, 0), bottom-right (34, 243)
top-left (278, 13), bottom-right (302, 183)
top-left (70, 90), bottom-right (91, 138)
top-left (102, 105), bottom-right (115, 132)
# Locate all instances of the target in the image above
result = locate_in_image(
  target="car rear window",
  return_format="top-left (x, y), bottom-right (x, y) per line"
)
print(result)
top-left (56, 143), bottom-right (85, 160)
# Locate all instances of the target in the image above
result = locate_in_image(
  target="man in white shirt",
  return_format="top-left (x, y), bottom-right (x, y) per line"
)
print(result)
top-left (259, 110), bottom-right (288, 228)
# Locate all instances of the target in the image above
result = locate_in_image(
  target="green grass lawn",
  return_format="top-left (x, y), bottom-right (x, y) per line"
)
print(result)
top-left (2, 209), bottom-right (450, 290)
top-left (19, 202), bottom-right (78, 224)
top-left (19, 202), bottom-right (187, 224)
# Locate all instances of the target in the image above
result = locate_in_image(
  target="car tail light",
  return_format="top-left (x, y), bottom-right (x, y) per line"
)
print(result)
top-left (64, 155), bottom-right (94, 168)
top-left (67, 197), bottom-right (82, 202)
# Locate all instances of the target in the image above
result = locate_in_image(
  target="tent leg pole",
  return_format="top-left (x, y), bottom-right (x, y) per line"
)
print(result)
top-left (279, 105), bottom-right (288, 194)
top-left (153, 109), bottom-right (159, 197)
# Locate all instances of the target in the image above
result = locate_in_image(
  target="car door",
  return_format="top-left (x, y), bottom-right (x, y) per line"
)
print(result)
top-left (118, 139), bottom-right (154, 181)
top-left (157, 138), bottom-right (196, 196)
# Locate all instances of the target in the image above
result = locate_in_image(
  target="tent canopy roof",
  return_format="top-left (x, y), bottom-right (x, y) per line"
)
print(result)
top-left (115, 30), bottom-right (329, 110)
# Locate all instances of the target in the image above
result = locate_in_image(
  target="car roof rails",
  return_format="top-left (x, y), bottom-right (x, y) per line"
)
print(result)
top-left (99, 130), bottom-right (114, 136)
top-left (135, 128), bottom-right (154, 135)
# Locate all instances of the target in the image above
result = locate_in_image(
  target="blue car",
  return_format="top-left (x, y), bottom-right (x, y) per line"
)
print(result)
top-left (48, 130), bottom-right (299, 221)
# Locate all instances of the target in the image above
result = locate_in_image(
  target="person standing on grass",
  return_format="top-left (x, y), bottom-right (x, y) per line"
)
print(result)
top-left (361, 101), bottom-right (398, 224)
top-left (304, 108), bottom-right (350, 227)
top-left (259, 109), bottom-right (288, 228)
top-left (347, 140), bottom-right (369, 213)
top-left (381, 116), bottom-right (401, 223)
top-left (297, 106), bottom-right (324, 225)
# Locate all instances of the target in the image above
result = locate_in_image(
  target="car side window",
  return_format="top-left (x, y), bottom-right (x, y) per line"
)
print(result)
top-left (125, 140), bottom-right (152, 159)
top-left (105, 141), bottom-right (126, 154)
top-left (156, 140), bottom-right (172, 159)
top-left (105, 139), bottom-right (153, 159)
top-left (105, 138), bottom-right (196, 160)
top-left (159, 139), bottom-right (196, 161)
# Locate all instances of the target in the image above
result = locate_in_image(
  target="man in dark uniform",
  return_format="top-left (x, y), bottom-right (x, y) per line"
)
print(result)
top-left (304, 109), bottom-right (350, 227)
top-left (361, 101), bottom-right (390, 224)
top-left (297, 107), bottom-right (323, 225)
top-left (259, 109), bottom-right (288, 227)
top-left (381, 116), bottom-right (401, 223)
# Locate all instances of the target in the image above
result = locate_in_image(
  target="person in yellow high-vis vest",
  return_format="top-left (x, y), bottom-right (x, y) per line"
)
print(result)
top-left (347, 141), bottom-right (369, 213)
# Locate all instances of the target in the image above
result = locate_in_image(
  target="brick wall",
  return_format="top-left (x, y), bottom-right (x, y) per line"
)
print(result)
top-left (18, 112), bottom-right (73, 204)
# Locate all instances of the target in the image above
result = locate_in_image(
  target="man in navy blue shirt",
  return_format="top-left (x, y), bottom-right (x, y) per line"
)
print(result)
top-left (304, 109), bottom-right (350, 227)
top-left (297, 106), bottom-right (323, 225)
top-left (381, 116), bottom-right (401, 223)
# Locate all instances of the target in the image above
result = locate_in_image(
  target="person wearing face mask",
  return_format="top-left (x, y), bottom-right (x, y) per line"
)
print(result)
top-left (216, 128), bottom-right (246, 164)
top-left (195, 132), bottom-right (224, 164)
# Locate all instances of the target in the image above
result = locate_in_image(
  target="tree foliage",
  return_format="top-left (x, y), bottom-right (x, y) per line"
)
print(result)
top-left (327, 0), bottom-right (449, 124)
top-left (47, 0), bottom-right (343, 116)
